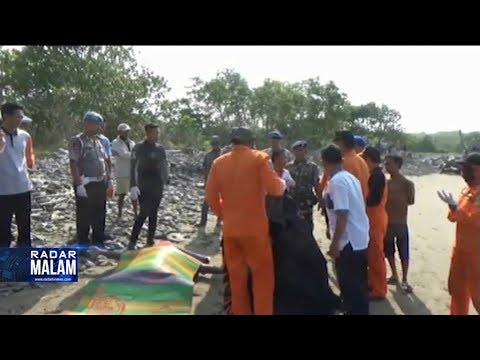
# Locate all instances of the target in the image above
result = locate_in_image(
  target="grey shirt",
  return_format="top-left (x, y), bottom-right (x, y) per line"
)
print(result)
top-left (68, 133), bottom-right (108, 178)
top-left (130, 141), bottom-right (169, 194)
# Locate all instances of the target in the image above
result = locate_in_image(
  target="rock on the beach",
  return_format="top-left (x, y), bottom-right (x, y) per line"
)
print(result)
top-left (166, 232), bottom-right (186, 243)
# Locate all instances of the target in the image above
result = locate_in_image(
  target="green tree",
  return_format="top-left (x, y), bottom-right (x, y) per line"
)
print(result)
top-left (0, 46), bottom-right (168, 144)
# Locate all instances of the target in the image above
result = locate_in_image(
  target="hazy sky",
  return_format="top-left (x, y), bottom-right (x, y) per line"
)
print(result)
top-left (135, 46), bottom-right (480, 134)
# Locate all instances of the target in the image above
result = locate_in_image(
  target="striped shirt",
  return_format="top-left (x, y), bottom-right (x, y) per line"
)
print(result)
top-left (0, 127), bottom-right (35, 195)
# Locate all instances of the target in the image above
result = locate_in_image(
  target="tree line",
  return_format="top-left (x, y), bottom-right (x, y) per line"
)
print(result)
top-left (1, 46), bottom-right (409, 151)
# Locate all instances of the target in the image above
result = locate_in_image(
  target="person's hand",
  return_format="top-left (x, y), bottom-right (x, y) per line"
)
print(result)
top-left (281, 170), bottom-right (295, 188)
top-left (130, 186), bottom-right (140, 201)
top-left (328, 241), bottom-right (340, 259)
top-left (106, 181), bottom-right (115, 199)
top-left (437, 190), bottom-right (457, 207)
top-left (76, 185), bottom-right (88, 198)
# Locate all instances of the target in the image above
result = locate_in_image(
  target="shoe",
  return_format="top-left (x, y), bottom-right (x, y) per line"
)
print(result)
top-left (126, 242), bottom-right (137, 251)
top-left (145, 239), bottom-right (155, 247)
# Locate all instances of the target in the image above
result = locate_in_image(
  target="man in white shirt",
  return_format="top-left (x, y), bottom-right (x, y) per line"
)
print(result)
top-left (0, 102), bottom-right (35, 248)
top-left (111, 123), bottom-right (137, 219)
top-left (322, 144), bottom-right (370, 315)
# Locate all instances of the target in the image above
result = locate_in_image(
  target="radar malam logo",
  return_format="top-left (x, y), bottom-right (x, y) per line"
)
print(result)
top-left (0, 247), bottom-right (79, 282)
top-left (29, 248), bottom-right (78, 282)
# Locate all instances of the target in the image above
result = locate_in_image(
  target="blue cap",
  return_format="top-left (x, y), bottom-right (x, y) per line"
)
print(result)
top-left (291, 140), bottom-right (307, 150)
top-left (354, 135), bottom-right (368, 148)
top-left (83, 111), bottom-right (104, 124)
top-left (269, 130), bottom-right (283, 140)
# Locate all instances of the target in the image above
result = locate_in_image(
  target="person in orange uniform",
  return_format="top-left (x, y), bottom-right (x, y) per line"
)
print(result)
top-left (206, 127), bottom-right (286, 315)
top-left (361, 146), bottom-right (388, 300)
top-left (319, 131), bottom-right (370, 240)
top-left (437, 152), bottom-right (480, 315)
top-left (320, 131), bottom-right (369, 199)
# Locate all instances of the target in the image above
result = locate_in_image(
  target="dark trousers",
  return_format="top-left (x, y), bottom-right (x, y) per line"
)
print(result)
top-left (335, 243), bottom-right (369, 315)
top-left (130, 190), bottom-right (163, 243)
top-left (0, 192), bottom-right (32, 247)
top-left (75, 181), bottom-right (107, 246)
top-left (200, 201), bottom-right (209, 226)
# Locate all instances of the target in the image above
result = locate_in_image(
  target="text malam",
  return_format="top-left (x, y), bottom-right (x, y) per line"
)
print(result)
top-left (30, 250), bottom-right (77, 276)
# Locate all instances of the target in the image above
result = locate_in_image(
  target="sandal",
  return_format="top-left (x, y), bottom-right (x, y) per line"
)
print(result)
top-left (401, 281), bottom-right (413, 294)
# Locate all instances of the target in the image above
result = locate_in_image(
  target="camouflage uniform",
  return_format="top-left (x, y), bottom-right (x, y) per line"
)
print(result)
top-left (286, 159), bottom-right (320, 231)
top-left (200, 148), bottom-right (222, 226)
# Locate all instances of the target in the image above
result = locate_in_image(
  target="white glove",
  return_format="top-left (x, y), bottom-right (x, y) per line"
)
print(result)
top-left (437, 190), bottom-right (457, 207)
top-left (281, 170), bottom-right (296, 188)
top-left (76, 185), bottom-right (88, 198)
top-left (130, 186), bottom-right (141, 201)
top-left (80, 175), bottom-right (90, 186)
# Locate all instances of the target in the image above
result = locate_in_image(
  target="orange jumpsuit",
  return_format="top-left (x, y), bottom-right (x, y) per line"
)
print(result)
top-left (206, 145), bottom-right (285, 315)
top-left (447, 185), bottom-right (480, 315)
top-left (366, 167), bottom-right (388, 298)
top-left (320, 150), bottom-right (370, 199)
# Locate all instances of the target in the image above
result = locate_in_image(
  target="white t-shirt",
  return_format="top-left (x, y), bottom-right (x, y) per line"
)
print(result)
top-left (324, 170), bottom-right (369, 251)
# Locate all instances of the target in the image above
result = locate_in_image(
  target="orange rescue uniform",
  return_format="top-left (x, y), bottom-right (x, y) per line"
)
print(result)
top-left (447, 185), bottom-right (480, 315)
top-left (365, 167), bottom-right (388, 298)
top-left (320, 150), bottom-right (369, 199)
top-left (206, 145), bottom-right (285, 315)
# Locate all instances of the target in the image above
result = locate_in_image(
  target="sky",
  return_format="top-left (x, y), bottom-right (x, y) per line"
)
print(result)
top-left (135, 46), bottom-right (480, 134)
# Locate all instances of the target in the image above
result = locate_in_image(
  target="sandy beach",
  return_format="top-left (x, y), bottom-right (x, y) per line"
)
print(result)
top-left (0, 173), bottom-right (471, 315)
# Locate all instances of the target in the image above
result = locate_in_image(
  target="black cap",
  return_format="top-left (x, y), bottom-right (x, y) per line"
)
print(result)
top-left (333, 130), bottom-right (354, 143)
top-left (457, 152), bottom-right (480, 166)
top-left (291, 140), bottom-right (307, 150)
top-left (229, 127), bottom-right (255, 143)
top-left (333, 130), bottom-right (355, 148)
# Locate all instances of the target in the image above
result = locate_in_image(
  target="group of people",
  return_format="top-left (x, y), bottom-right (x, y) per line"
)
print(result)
top-left (1, 100), bottom-right (479, 315)
top-left (202, 127), bottom-right (480, 316)
top-left (67, 111), bottom-right (170, 251)
top-left (0, 103), bottom-right (171, 253)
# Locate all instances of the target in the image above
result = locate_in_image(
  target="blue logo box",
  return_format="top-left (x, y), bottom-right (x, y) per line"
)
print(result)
top-left (0, 247), bottom-right (79, 283)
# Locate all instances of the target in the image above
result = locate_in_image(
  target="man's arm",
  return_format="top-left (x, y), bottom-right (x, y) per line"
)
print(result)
top-left (312, 165), bottom-right (322, 199)
top-left (330, 180), bottom-right (350, 249)
top-left (160, 146), bottom-right (169, 184)
top-left (130, 144), bottom-right (139, 188)
top-left (25, 135), bottom-right (36, 171)
top-left (68, 138), bottom-right (82, 186)
top-left (448, 197), bottom-right (480, 227)
top-left (406, 179), bottom-right (415, 205)
top-left (366, 169), bottom-right (386, 207)
top-left (259, 155), bottom-right (286, 196)
top-left (319, 172), bottom-right (328, 193)
top-left (205, 163), bottom-right (222, 218)
top-left (202, 153), bottom-right (209, 178)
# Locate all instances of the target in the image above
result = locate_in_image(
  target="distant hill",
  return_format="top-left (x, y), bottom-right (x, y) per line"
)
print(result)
top-left (406, 131), bottom-right (480, 153)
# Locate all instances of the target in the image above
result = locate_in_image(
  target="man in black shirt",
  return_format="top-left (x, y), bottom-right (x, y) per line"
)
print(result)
top-left (198, 135), bottom-right (222, 228)
top-left (127, 124), bottom-right (169, 250)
